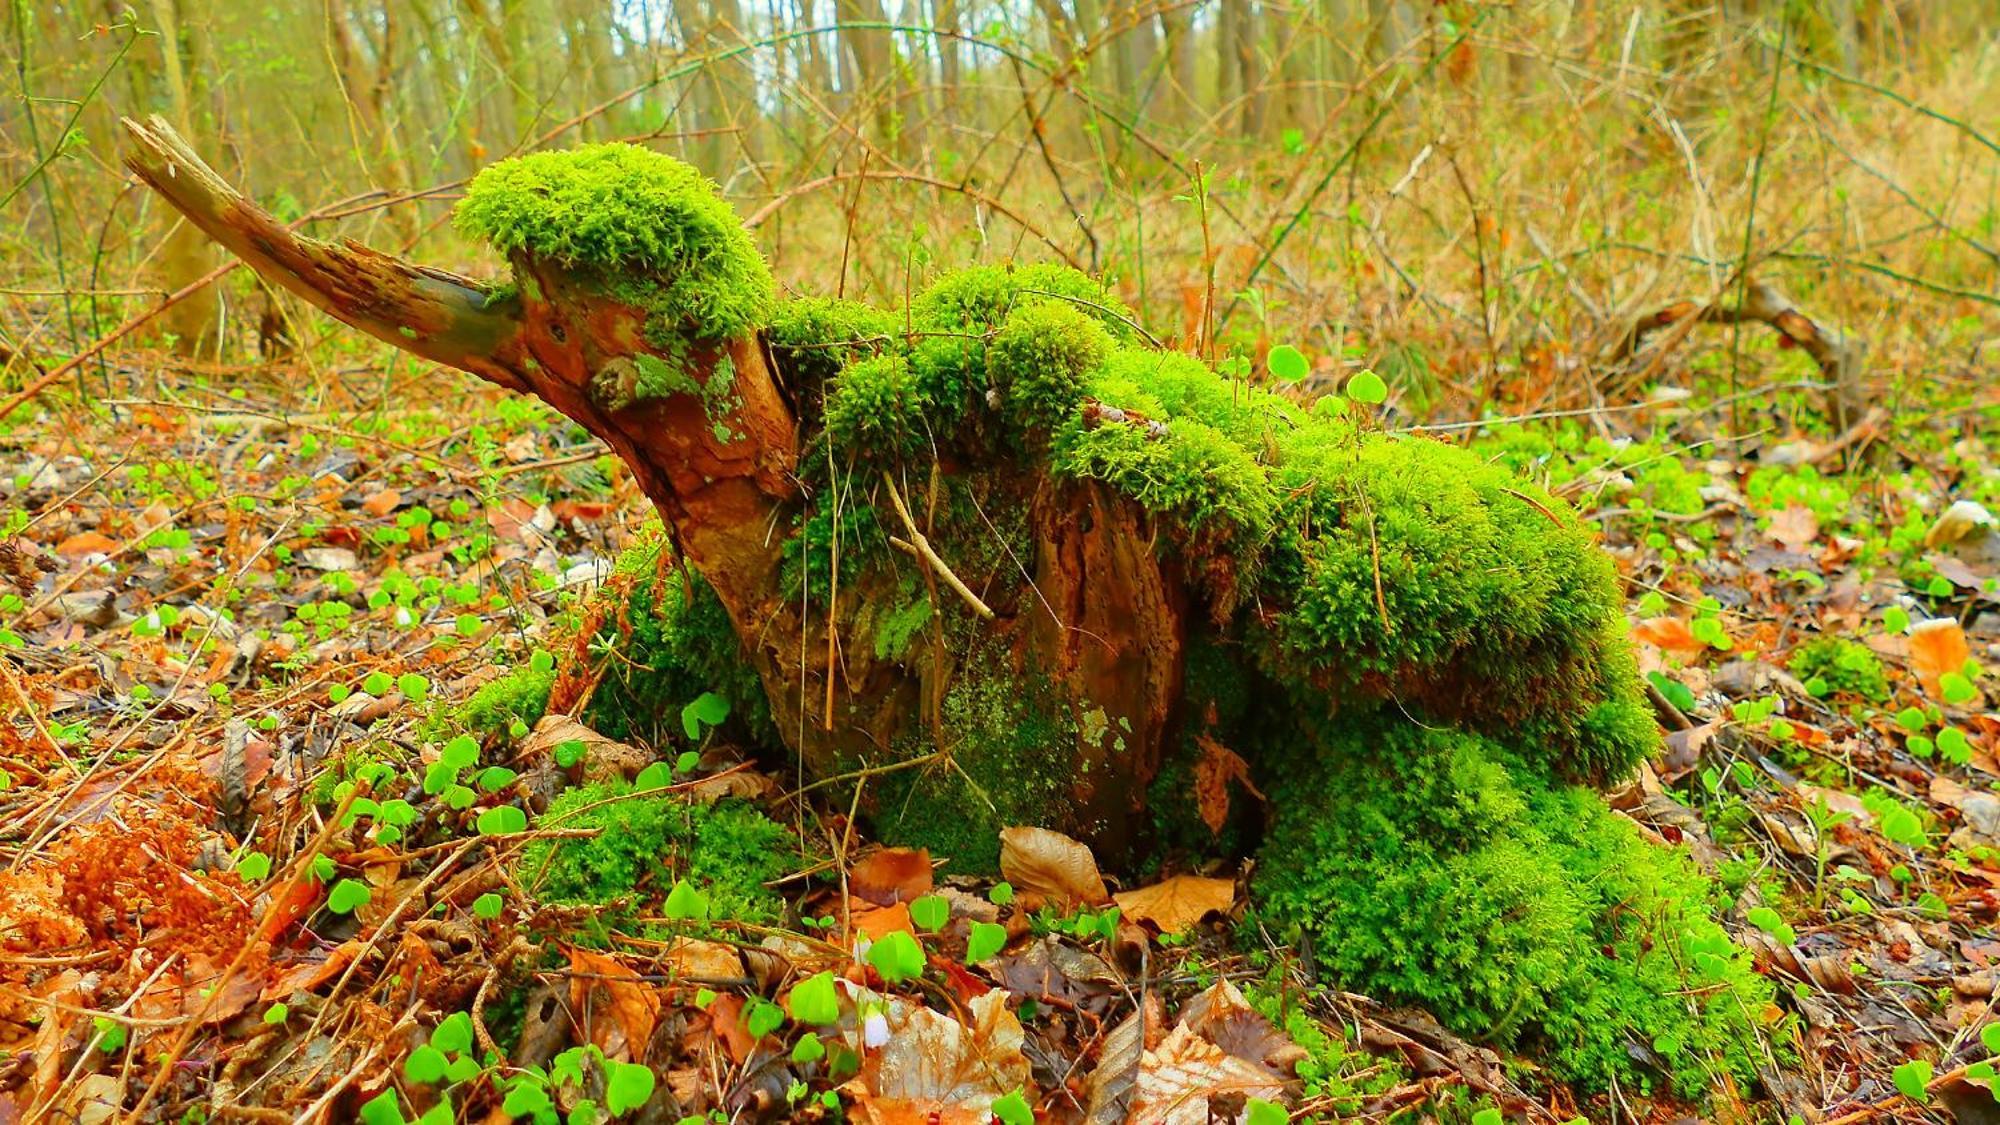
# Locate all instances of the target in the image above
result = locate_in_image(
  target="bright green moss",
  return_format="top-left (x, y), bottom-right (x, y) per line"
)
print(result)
top-left (1053, 416), bottom-right (1274, 537)
top-left (824, 354), bottom-right (933, 460)
top-left (455, 143), bottom-right (773, 340)
top-left (766, 296), bottom-right (900, 391)
top-left (522, 783), bottom-right (794, 924)
top-left (911, 263), bottom-right (1137, 340)
top-left (986, 301), bottom-right (1112, 429)
top-left (1095, 346), bottom-right (1304, 445)
top-left (1255, 721), bottom-right (1775, 1097)
top-left (1788, 636), bottom-right (1890, 702)
top-left (1261, 432), bottom-right (1650, 780)
top-left (457, 665), bottom-right (554, 737)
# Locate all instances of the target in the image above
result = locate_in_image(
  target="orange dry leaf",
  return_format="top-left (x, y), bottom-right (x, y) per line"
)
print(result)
top-left (54, 530), bottom-right (117, 557)
top-left (1908, 617), bottom-right (1971, 699)
top-left (703, 993), bottom-right (758, 1064)
top-left (568, 946), bottom-right (660, 1062)
top-left (1766, 505), bottom-right (1819, 548)
top-left (360, 488), bottom-right (401, 517)
top-left (262, 940), bottom-right (364, 1001)
top-left (1631, 616), bottom-right (1705, 658)
top-left (850, 900), bottom-right (916, 941)
top-left (1114, 876), bottom-right (1236, 935)
top-left (851, 848), bottom-right (933, 906)
top-left (999, 827), bottom-right (1108, 909)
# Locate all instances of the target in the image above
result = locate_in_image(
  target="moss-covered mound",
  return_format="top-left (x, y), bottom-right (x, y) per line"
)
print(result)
top-left (455, 143), bottom-right (773, 340)
top-left (1256, 720), bottom-right (1773, 1096)
top-left (522, 781), bottom-right (794, 927)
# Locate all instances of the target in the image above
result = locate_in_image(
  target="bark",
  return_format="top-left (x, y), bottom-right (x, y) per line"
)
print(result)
top-left (120, 117), bottom-right (1184, 865)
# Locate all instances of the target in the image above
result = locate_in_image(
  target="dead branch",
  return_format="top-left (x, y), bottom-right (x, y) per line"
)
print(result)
top-left (1609, 281), bottom-right (1866, 428)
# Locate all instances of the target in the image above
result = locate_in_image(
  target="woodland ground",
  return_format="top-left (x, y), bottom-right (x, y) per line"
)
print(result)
top-left (0, 278), bottom-right (1993, 1123)
top-left (4, 7), bottom-right (2000, 1124)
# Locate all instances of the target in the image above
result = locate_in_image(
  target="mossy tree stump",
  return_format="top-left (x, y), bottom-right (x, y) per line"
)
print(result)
top-left (123, 118), bottom-right (1777, 1097)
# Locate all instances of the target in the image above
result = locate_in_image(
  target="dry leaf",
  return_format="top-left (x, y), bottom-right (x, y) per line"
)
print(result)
top-left (850, 900), bottom-right (917, 940)
top-left (845, 992), bottom-right (1030, 1125)
top-left (1114, 876), bottom-right (1236, 935)
top-left (1193, 735), bottom-right (1262, 834)
top-left (54, 530), bottom-right (118, 557)
top-left (662, 938), bottom-right (745, 980)
top-left (1631, 616), bottom-right (1706, 658)
top-left (1927, 500), bottom-right (1994, 548)
top-left (1129, 1024), bottom-right (1286, 1124)
top-left (262, 940), bottom-right (364, 1001)
top-left (1797, 784), bottom-right (1873, 827)
top-left (850, 848), bottom-right (934, 906)
top-left (567, 946), bottom-right (660, 1062)
top-left (520, 715), bottom-right (649, 782)
top-left (1909, 617), bottom-right (1972, 699)
top-left (1177, 979), bottom-right (1306, 1076)
top-left (1767, 505), bottom-right (1819, 548)
top-left (999, 826), bottom-right (1108, 909)
top-left (1084, 1009), bottom-right (1147, 1124)
top-left (703, 993), bottom-right (758, 1064)
top-left (360, 488), bottom-right (401, 518)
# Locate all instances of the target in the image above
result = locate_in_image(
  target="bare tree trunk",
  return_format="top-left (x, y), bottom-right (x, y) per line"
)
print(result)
top-left (1158, 5), bottom-right (1196, 128)
top-left (144, 0), bottom-right (222, 357)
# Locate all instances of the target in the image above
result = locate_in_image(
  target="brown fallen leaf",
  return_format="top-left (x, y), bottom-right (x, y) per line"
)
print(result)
top-left (850, 900), bottom-right (917, 940)
top-left (360, 488), bottom-right (401, 518)
top-left (1114, 875), bottom-right (1236, 935)
top-left (262, 940), bottom-right (365, 1001)
top-left (662, 938), bottom-right (746, 981)
top-left (1177, 979), bottom-right (1306, 1076)
top-left (850, 847), bottom-right (934, 906)
top-left (54, 530), bottom-right (118, 557)
top-left (845, 992), bottom-right (1031, 1125)
top-left (1909, 617), bottom-right (1972, 699)
top-left (1766, 504), bottom-right (1819, 548)
top-left (568, 946), bottom-right (660, 1062)
top-left (1129, 1023), bottom-right (1287, 1124)
top-left (519, 715), bottom-right (649, 783)
top-left (1193, 735), bottom-right (1263, 835)
top-left (999, 826), bottom-right (1108, 909)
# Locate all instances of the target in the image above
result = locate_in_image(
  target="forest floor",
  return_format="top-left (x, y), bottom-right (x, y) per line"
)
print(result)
top-left (0, 332), bottom-right (1996, 1124)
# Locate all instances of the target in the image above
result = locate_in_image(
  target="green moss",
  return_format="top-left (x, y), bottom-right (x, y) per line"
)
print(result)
top-left (1053, 415), bottom-right (1274, 537)
top-left (1261, 433), bottom-right (1652, 781)
top-left (583, 538), bottom-right (773, 747)
top-left (986, 301), bottom-right (1111, 430)
top-left (1255, 720), bottom-right (1775, 1097)
top-left (522, 783), bottom-right (794, 924)
top-left (824, 354), bottom-right (933, 460)
top-left (766, 296), bottom-right (900, 389)
top-left (1788, 636), bottom-right (1890, 702)
top-left (872, 652), bottom-right (1080, 874)
top-left (779, 503), bottom-right (890, 611)
top-left (911, 263), bottom-right (1137, 340)
top-left (457, 665), bottom-right (555, 737)
top-left (455, 143), bottom-right (773, 340)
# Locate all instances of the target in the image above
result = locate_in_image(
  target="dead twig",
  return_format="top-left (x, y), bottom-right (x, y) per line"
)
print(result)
top-left (881, 472), bottom-right (994, 621)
